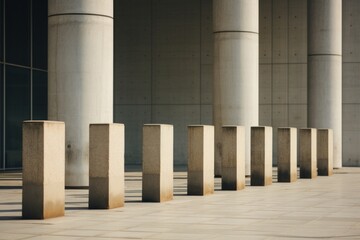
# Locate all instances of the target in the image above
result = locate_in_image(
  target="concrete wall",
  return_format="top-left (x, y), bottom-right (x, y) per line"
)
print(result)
top-left (343, 0), bottom-right (360, 166)
top-left (114, 0), bottom-right (213, 166)
top-left (115, 0), bottom-right (360, 167)
top-left (259, 0), bottom-right (308, 165)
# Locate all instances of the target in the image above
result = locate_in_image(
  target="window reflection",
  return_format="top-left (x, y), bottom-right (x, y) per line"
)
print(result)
top-left (33, 71), bottom-right (47, 120)
top-left (5, 66), bottom-right (30, 169)
top-left (0, 0), bottom-right (47, 169)
top-left (5, 0), bottom-right (31, 66)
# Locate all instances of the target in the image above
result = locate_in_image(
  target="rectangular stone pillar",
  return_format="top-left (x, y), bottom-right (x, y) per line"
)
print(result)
top-left (277, 128), bottom-right (297, 182)
top-left (89, 124), bottom-right (124, 209)
top-left (317, 129), bottom-right (333, 176)
top-left (22, 121), bottom-right (65, 219)
top-left (251, 126), bottom-right (273, 186)
top-left (299, 128), bottom-right (317, 178)
top-left (222, 126), bottom-right (245, 190)
top-left (142, 124), bottom-right (173, 202)
top-left (188, 125), bottom-right (214, 195)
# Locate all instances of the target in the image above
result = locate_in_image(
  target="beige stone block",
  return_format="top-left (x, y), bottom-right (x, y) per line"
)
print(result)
top-left (89, 124), bottom-right (124, 209)
top-left (22, 121), bottom-right (65, 219)
top-left (317, 129), bottom-right (333, 176)
top-left (299, 128), bottom-right (317, 178)
top-left (142, 124), bottom-right (173, 202)
top-left (251, 126), bottom-right (273, 186)
top-left (277, 128), bottom-right (298, 182)
top-left (188, 125), bottom-right (214, 195)
top-left (221, 126), bottom-right (245, 190)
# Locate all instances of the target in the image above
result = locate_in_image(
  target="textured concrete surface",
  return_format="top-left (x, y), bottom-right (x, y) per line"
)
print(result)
top-left (89, 124), bottom-right (124, 209)
top-left (22, 121), bottom-right (65, 219)
top-left (221, 126), bottom-right (245, 190)
top-left (142, 124), bottom-right (173, 202)
top-left (213, 0), bottom-right (259, 176)
top-left (188, 125), bottom-right (214, 195)
top-left (48, 0), bottom-right (114, 186)
top-left (1, 168), bottom-right (360, 239)
top-left (277, 127), bottom-right (297, 182)
top-left (308, 0), bottom-right (342, 169)
top-left (251, 126), bottom-right (273, 186)
top-left (317, 129), bottom-right (334, 176)
top-left (113, 0), bottom-right (360, 169)
top-left (300, 128), bottom-right (317, 179)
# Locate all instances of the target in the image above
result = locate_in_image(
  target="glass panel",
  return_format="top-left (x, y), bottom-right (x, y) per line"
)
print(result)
top-left (0, 0), bottom-right (3, 62)
top-left (5, 66), bottom-right (30, 169)
top-left (33, 70), bottom-right (47, 120)
top-left (33, 0), bottom-right (47, 70)
top-left (5, 0), bottom-right (30, 66)
top-left (0, 64), bottom-right (3, 169)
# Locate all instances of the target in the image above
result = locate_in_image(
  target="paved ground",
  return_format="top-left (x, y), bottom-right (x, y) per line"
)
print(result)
top-left (0, 168), bottom-right (360, 240)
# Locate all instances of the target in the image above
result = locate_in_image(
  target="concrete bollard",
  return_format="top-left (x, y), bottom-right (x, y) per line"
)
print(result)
top-left (317, 129), bottom-right (333, 176)
top-left (188, 125), bottom-right (214, 195)
top-left (277, 128), bottom-right (297, 182)
top-left (251, 126), bottom-right (273, 186)
top-left (222, 126), bottom-right (245, 190)
top-left (142, 124), bottom-right (173, 202)
top-left (299, 128), bottom-right (317, 178)
top-left (22, 121), bottom-right (65, 219)
top-left (89, 124), bottom-right (124, 209)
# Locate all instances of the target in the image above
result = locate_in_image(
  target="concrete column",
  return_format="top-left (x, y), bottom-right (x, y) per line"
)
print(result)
top-left (22, 121), bottom-right (65, 219)
top-left (48, 0), bottom-right (113, 186)
top-left (251, 126), bottom-right (272, 186)
top-left (89, 124), bottom-right (124, 209)
top-left (188, 125), bottom-right (214, 195)
top-left (299, 128), bottom-right (317, 179)
top-left (213, 1), bottom-right (259, 177)
top-left (213, 0), bottom-right (259, 176)
top-left (308, 0), bottom-right (342, 168)
top-left (317, 129), bottom-right (333, 176)
top-left (221, 126), bottom-right (245, 190)
top-left (142, 124), bottom-right (173, 202)
top-left (277, 128), bottom-right (297, 183)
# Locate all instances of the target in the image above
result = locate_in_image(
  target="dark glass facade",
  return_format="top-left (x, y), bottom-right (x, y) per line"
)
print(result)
top-left (0, 0), bottom-right (48, 169)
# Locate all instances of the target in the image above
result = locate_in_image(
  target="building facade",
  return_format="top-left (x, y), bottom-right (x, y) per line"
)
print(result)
top-left (1, 0), bottom-right (359, 185)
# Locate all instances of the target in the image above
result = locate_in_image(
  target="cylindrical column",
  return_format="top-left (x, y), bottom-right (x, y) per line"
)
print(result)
top-left (308, 0), bottom-right (342, 168)
top-left (48, 0), bottom-right (114, 186)
top-left (213, 0), bottom-right (259, 176)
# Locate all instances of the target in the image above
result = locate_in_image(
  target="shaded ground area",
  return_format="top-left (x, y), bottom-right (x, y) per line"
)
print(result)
top-left (0, 168), bottom-right (359, 239)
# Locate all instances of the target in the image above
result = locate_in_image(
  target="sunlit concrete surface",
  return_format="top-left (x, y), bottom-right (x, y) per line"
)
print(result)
top-left (0, 168), bottom-right (360, 240)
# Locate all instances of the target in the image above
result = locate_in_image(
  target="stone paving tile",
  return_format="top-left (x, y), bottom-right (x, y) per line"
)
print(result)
top-left (1, 168), bottom-right (360, 239)
top-left (0, 233), bottom-right (34, 240)
top-left (24, 236), bottom-right (82, 240)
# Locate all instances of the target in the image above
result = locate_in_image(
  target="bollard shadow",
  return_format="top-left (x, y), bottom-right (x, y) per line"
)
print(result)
top-left (125, 199), bottom-right (142, 203)
top-left (0, 216), bottom-right (22, 221)
top-left (125, 178), bottom-right (142, 182)
top-left (0, 178), bottom-right (22, 181)
top-left (0, 186), bottom-right (22, 190)
top-left (65, 206), bottom-right (88, 210)
top-left (0, 202), bottom-right (21, 206)
top-left (174, 193), bottom-right (188, 196)
top-left (67, 194), bottom-right (88, 198)
top-left (65, 200), bottom-right (88, 211)
top-left (0, 208), bottom-right (22, 221)
top-left (0, 209), bottom-right (21, 213)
